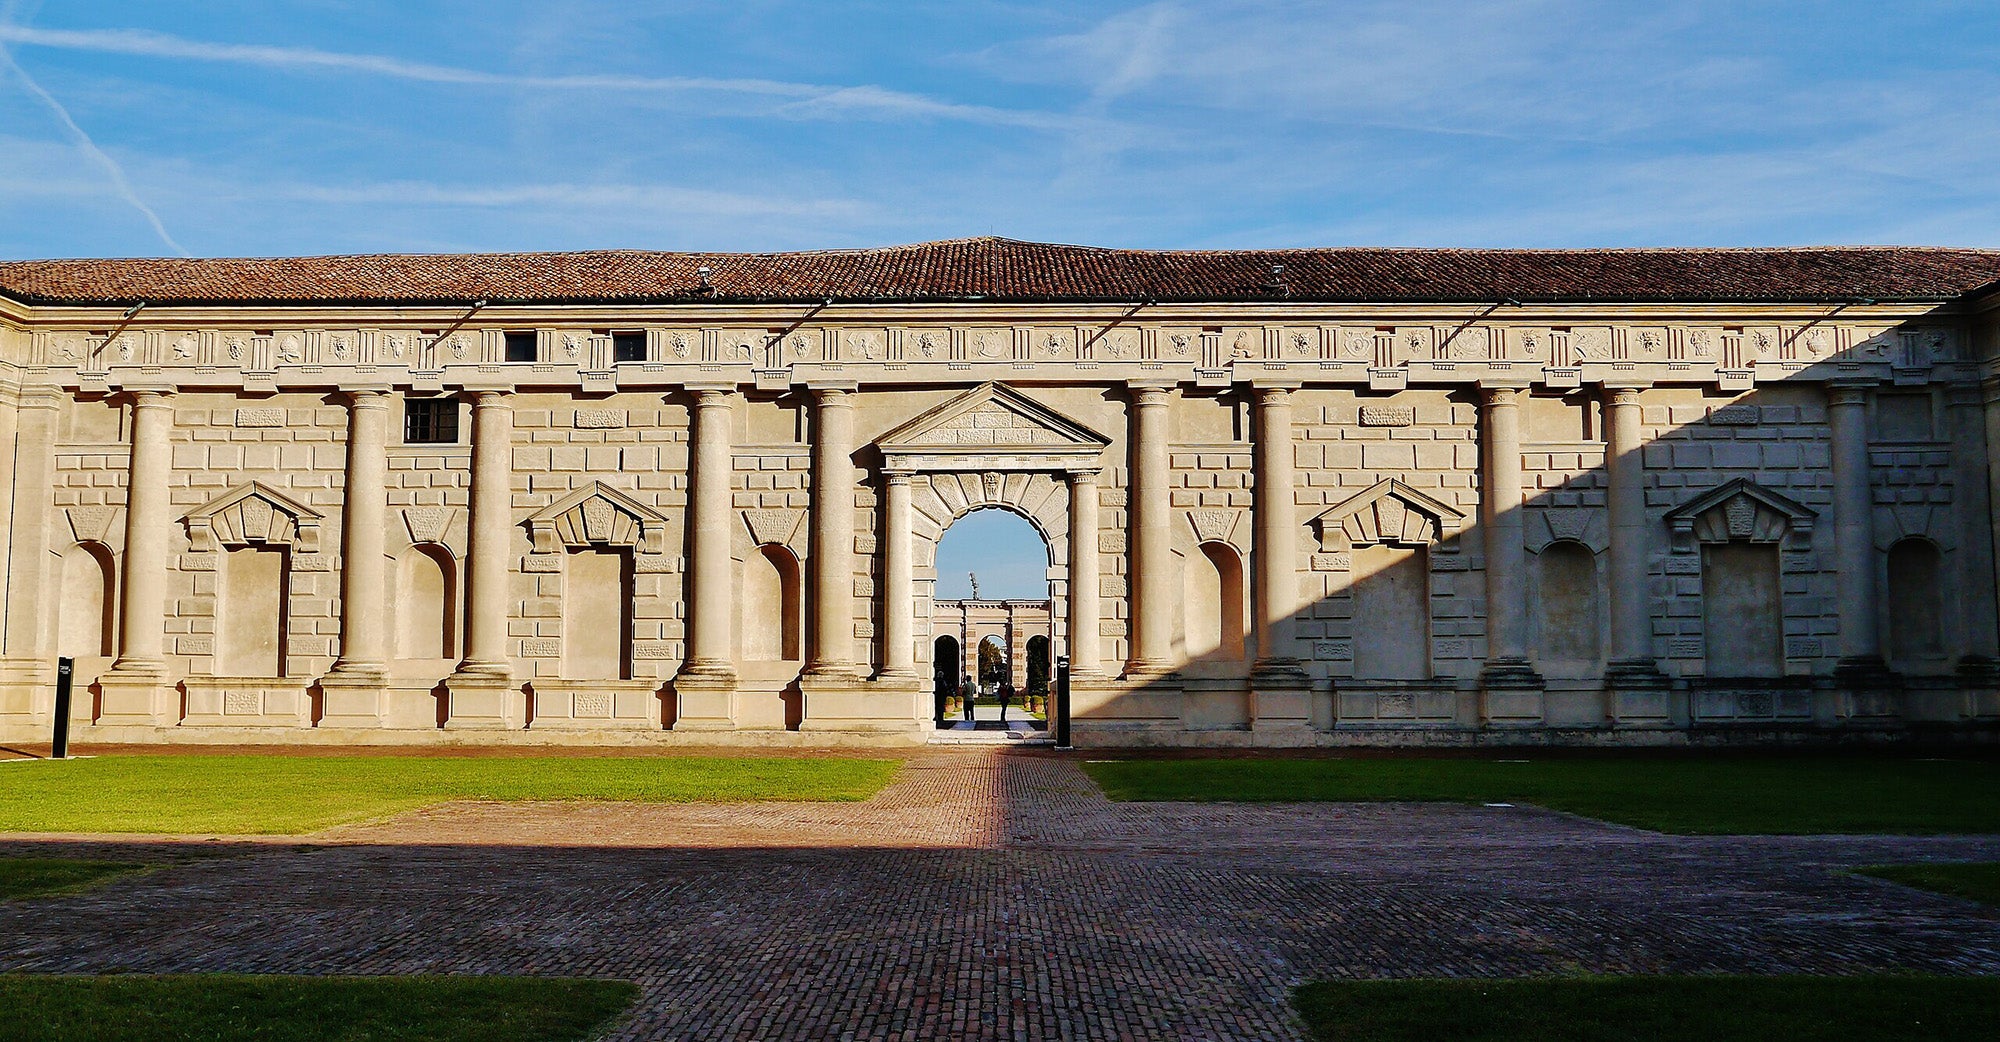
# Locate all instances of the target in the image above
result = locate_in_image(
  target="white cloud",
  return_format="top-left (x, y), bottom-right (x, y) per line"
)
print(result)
top-left (0, 22), bottom-right (1081, 131)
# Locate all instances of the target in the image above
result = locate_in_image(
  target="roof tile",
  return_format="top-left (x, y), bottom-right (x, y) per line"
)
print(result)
top-left (2, 237), bottom-right (1997, 306)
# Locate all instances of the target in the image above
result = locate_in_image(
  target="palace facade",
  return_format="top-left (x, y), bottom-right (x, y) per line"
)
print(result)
top-left (1, 238), bottom-right (1998, 746)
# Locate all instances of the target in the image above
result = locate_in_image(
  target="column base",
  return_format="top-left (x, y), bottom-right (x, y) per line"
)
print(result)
top-left (0, 657), bottom-right (56, 727)
top-left (1249, 668), bottom-right (1314, 737)
top-left (316, 669), bottom-right (389, 728)
top-left (1603, 659), bottom-right (1673, 727)
top-left (442, 672), bottom-right (523, 730)
top-left (97, 662), bottom-right (175, 727)
top-left (1478, 658), bottom-right (1547, 726)
top-left (1957, 657), bottom-right (2000, 720)
top-left (1121, 659), bottom-right (1179, 682)
top-left (1834, 655), bottom-right (1901, 722)
top-left (669, 669), bottom-right (739, 730)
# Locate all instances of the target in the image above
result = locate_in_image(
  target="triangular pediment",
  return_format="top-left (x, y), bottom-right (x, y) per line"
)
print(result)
top-left (183, 481), bottom-right (324, 551)
top-left (1311, 479), bottom-right (1465, 550)
top-left (524, 481), bottom-right (669, 552)
top-left (875, 383), bottom-right (1110, 461)
top-left (1664, 478), bottom-right (1815, 550)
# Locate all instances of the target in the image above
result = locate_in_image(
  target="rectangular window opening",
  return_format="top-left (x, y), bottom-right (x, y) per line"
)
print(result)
top-left (404, 398), bottom-right (461, 444)
top-left (503, 330), bottom-right (537, 362)
top-left (612, 331), bottom-right (646, 363)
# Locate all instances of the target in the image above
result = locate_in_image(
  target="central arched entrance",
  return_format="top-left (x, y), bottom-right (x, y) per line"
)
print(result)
top-left (928, 506), bottom-right (1055, 732)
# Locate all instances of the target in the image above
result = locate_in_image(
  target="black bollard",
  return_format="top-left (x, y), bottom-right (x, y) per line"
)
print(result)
top-left (1054, 655), bottom-right (1071, 749)
top-left (52, 656), bottom-right (74, 759)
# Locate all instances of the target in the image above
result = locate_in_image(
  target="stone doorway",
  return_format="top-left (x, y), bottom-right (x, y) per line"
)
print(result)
top-left (927, 506), bottom-right (1055, 734)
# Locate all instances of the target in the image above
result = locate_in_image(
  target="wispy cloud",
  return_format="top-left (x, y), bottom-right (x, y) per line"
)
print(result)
top-left (0, 22), bottom-right (1083, 131)
top-left (281, 180), bottom-right (871, 221)
top-left (0, 19), bottom-right (186, 255)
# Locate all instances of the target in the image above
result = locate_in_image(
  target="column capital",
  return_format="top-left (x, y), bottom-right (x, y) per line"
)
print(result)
top-left (687, 385), bottom-right (738, 406)
top-left (462, 388), bottom-right (512, 405)
top-left (1601, 384), bottom-right (1644, 407)
top-left (883, 468), bottom-right (915, 484)
top-left (1129, 383), bottom-right (1174, 406)
top-left (1064, 467), bottom-right (1102, 485)
top-left (808, 382), bottom-right (860, 403)
top-left (1826, 381), bottom-right (1873, 408)
top-left (1479, 385), bottom-right (1526, 407)
top-left (125, 387), bottom-right (176, 406)
top-left (1251, 384), bottom-right (1296, 405)
top-left (340, 388), bottom-right (393, 408)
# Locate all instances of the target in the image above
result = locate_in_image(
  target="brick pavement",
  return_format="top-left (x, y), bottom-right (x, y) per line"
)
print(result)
top-left (5, 749), bottom-right (2000, 1040)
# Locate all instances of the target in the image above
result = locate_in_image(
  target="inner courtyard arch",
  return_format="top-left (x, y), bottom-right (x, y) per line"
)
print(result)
top-left (926, 505), bottom-right (1057, 730)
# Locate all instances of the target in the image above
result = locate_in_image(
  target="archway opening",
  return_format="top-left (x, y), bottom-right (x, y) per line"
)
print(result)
top-left (930, 505), bottom-right (1054, 732)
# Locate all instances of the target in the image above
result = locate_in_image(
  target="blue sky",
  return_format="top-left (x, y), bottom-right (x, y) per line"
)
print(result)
top-left (3, 1), bottom-right (1998, 260)
top-left (5, 3), bottom-right (1995, 583)
top-left (935, 509), bottom-right (1051, 600)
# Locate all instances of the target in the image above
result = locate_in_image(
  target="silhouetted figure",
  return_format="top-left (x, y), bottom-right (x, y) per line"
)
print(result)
top-left (962, 673), bottom-right (975, 722)
top-left (998, 681), bottom-right (1014, 724)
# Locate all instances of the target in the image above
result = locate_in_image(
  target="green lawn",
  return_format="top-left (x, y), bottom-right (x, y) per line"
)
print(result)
top-left (1294, 976), bottom-right (2000, 1042)
top-left (0, 755), bottom-right (900, 834)
top-left (0, 858), bottom-right (149, 900)
top-left (1080, 756), bottom-right (2000, 834)
top-left (0, 974), bottom-right (636, 1042)
top-left (1857, 863), bottom-right (2000, 906)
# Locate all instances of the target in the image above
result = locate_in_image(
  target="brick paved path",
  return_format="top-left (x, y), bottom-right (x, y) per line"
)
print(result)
top-left (6, 749), bottom-right (2000, 1040)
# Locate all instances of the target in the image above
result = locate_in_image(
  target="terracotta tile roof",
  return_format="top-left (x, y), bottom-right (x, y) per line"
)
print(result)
top-left (2, 237), bottom-right (1997, 307)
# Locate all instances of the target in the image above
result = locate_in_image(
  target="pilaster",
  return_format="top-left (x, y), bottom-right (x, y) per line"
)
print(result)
top-left (1066, 468), bottom-right (1103, 678)
top-left (0, 383), bottom-right (63, 723)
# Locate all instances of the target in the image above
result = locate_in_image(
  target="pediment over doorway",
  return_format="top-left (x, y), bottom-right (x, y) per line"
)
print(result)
top-left (873, 382), bottom-right (1109, 472)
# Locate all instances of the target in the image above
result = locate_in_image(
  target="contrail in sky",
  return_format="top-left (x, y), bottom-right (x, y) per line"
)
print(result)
top-left (0, 13), bottom-right (189, 255)
top-left (0, 23), bottom-right (1081, 131)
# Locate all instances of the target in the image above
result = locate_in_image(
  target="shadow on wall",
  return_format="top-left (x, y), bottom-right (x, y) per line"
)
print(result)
top-left (1089, 355), bottom-right (2000, 746)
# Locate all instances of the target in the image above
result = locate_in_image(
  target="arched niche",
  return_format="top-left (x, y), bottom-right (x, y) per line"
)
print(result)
top-left (1534, 539), bottom-right (1602, 674)
top-left (1184, 541), bottom-right (1247, 662)
top-left (742, 543), bottom-right (803, 663)
top-left (1887, 537), bottom-right (1946, 674)
top-left (395, 544), bottom-right (458, 662)
top-left (56, 542), bottom-right (116, 659)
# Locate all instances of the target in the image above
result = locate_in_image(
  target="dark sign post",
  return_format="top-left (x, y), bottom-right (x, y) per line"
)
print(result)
top-left (1054, 655), bottom-right (1071, 750)
top-left (52, 656), bottom-right (74, 759)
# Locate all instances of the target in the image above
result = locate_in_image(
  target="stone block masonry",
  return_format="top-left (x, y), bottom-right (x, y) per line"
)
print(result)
top-left (2, 238), bottom-right (1998, 745)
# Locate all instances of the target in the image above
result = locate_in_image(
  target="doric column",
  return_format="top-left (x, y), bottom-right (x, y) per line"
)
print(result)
top-left (1479, 385), bottom-right (1536, 682)
top-left (105, 390), bottom-right (175, 681)
top-left (453, 391), bottom-right (513, 680)
top-left (1602, 385), bottom-right (1656, 672)
top-left (1828, 381), bottom-right (1884, 670)
top-left (678, 388), bottom-right (736, 681)
top-left (1251, 386), bottom-right (1305, 676)
top-left (1066, 468), bottom-right (1102, 677)
top-left (878, 469), bottom-right (915, 678)
top-left (328, 389), bottom-right (391, 678)
top-left (1126, 382), bottom-right (1175, 676)
top-left (805, 385), bottom-right (858, 678)
top-left (1951, 386), bottom-right (1999, 665)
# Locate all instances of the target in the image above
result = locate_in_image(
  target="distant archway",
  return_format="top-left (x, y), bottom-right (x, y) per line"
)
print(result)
top-left (928, 504), bottom-right (1055, 732)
